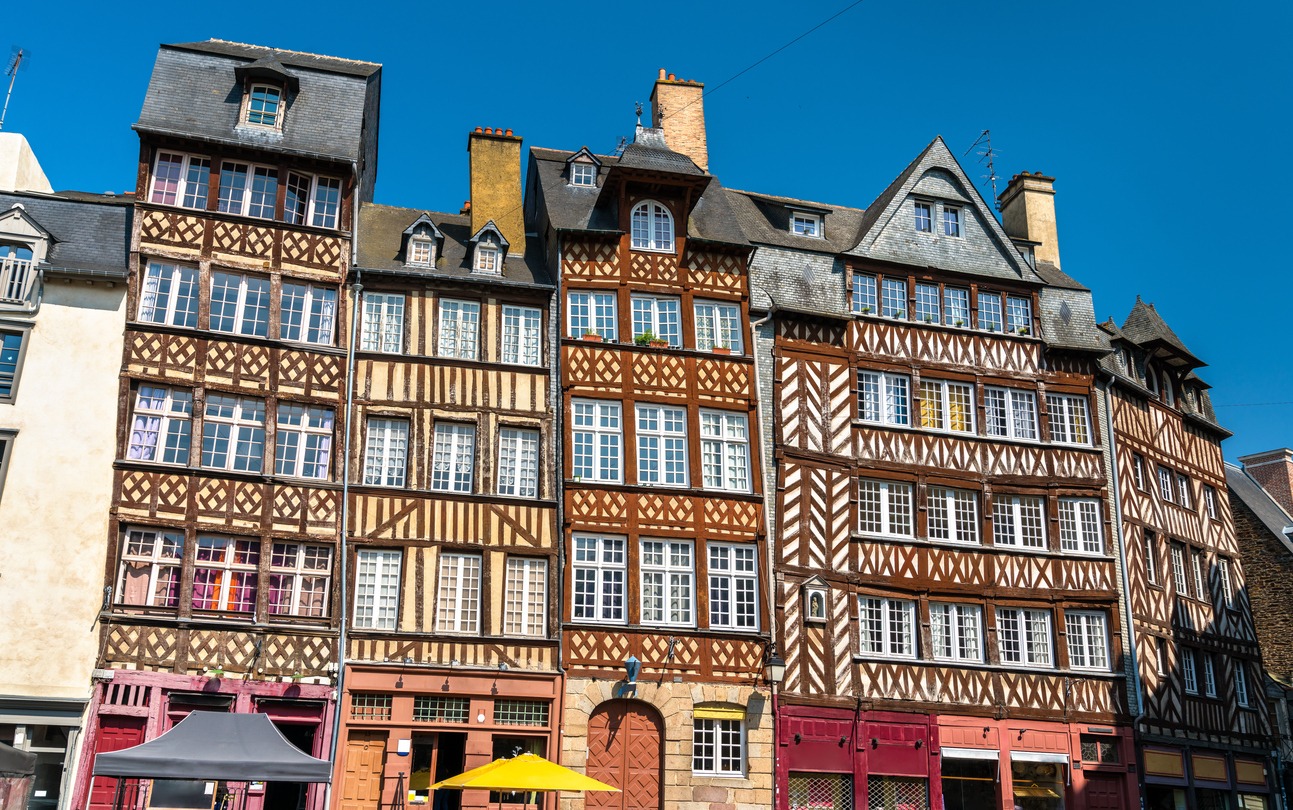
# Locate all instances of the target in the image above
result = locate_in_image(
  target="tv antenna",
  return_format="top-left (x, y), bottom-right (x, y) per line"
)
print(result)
top-left (0, 48), bottom-right (26, 131)
top-left (963, 129), bottom-right (1001, 206)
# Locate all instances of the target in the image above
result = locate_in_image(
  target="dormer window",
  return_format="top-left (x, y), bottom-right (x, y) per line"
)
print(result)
top-left (791, 212), bottom-right (822, 238)
top-left (475, 246), bottom-right (500, 274)
top-left (630, 201), bottom-right (674, 252)
top-left (246, 84), bottom-right (283, 127)
top-left (943, 206), bottom-right (962, 237)
top-left (571, 163), bottom-right (597, 187)
top-left (409, 237), bottom-right (434, 267)
top-left (914, 201), bottom-right (933, 232)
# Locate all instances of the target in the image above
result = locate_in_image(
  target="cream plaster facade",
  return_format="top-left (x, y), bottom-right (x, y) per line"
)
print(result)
top-left (0, 134), bottom-right (53, 194)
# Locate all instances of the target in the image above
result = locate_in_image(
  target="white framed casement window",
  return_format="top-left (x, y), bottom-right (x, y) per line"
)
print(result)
top-left (700, 410), bottom-right (751, 493)
top-left (1176, 473), bottom-right (1193, 509)
top-left (138, 261), bottom-right (199, 328)
top-left (1234, 661), bottom-right (1250, 707)
top-left (1170, 542), bottom-right (1188, 595)
top-left (881, 277), bottom-right (907, 319)
top-left (275, 404), bottom-right (334, 480)
top-left (1203, 654), bottom-right (1217, 697)
top-left (1132, 454), bottom-right (1147, 490)
top-left (218, 162), bottom-right (278, 218)
top-left (1204, 485), bottom-right (1219, 519)
top-left (708, 543), bottom-right (758, 631)
top-left (640, 539), bottom-right (695, 627)
top-left (1144, 531), bottom-right (1159, 585)
top-left (572, 399), bottom-right (622, 482)
top-left (435, 553), bottom-right (482, 634)
top-left (475, 246), bottom-right (500, 274)
top-left (567, 290), bottom-right (617, 340)
top-left (929, 602), bottom-right (983, 662)
top-left (354, 548), bottom-right (401, 630)
top-left (857, 478), bottom-right (914, 538)
top-left (501, 305), bottom-right (542, 366)
top-left (992, 495), bottom-right (1046, 550)
top-left (202, 395), bottom-right (266, 473)
top-left (497, 427), bottom-right (539, 498)
top-left (210, 271), bottom-right (272, 337)
top-left (913, 200), bottom-right (933, 232)
top-left (363, 417), bottom-right (409, 487)
top-left (245, 84), bottom-right (283, 127)
top-left (361, 292), bottom-right (405, 353)
top-left (282, 172), bottom-right (342, 228)
top-left (437, 299), bottom-right (482, 360)
top-left (280, 282), bottom-right (337, 345)
top-left (857, 370), bottom-right (911, 427)
top-left (858, 597), bottom-right (917, 658)
top-left (407, 236), bottom-right (434, 266)
top-left (943, 286), bottom-right (970, 327)
top-left (919, 379), bottom-right (975, 434)
top-left (117, 527), bottom-right (184, 608)
top-left (1182, 648), bottom-right (1199, 694)
top-left (791, 211), bottom-right (822, 237)
top-left (693, 718), bottom-right (744, 777)
top-left (1064, 610), bottom-right (1109, 671)
top-left (636, 404), bottom-right (687, 487)
top-left (283, 172), bottom-right (311, 226)
top-left (570, 162), bottom-right (597, 186)
top-left (1058, 498), bottom-right (1103, 555)
top-left (150, 151), bottom-right (210, 209)
top-left (1157, 466), bottom-right (1174, 502)
top-left (996, 607), bottom-right (1053, 668)
top-left (1191, 550), bottom-right (1207, 600)
top-left (503, 557), bottom-right (547, 636)
top-left (1046, 394), bottom-right (1091, 445)
top-left (631, 294), bottom-right (682, 347)
top-left (128, 385), bottom-right (193, 464)
top-left (1006, 295), bottom-right (1032, 334)
top-left (630, 200), bottom-right (674, 252)
top-left (1155, 638), bottom-right (1169, 676)
top-left (943, 206), bottom-right (962, 237)
top-left (927, 486), bottom-right (979, 544)
top-left (915, 283), bottom-right (941, 323)
top-left (694, 299), bottom-right (743, 353)
top-left (310, 176), bottom-right (342, 229)
top-left (984, 387), bottom-right (1038, 441)
top-left (192, 536), bottom-right (260, 613)
top-left (977, 291), bottom-right (1003, 332)
top-left (431, 423), bottom-right (476, 493)
top-left (268, 543), bottom-right (331, 618)
top-left (853, 272), bottom-right (877, 314)
top-left (571, 534), bottom-right (626, 623)
top-left (1217, 558), bottom-right (1233, 605)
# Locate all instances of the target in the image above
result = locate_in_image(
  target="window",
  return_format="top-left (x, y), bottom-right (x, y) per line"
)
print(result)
top-left (431, 423), bottom-right (476, 493)
top-left (1133, 454), bottom-right (1147, 490)
top-left (630, 200), bottom-right (674, 252)
top-left (1182, 648), bottom-right (1198, 694)
top-left (944, 286), bottom-right (970, 327)
top-left (640, 539), bottom-right (694, 626)
top-left (138, 262), bottom-right (199, 328)
top-left (631, 294), bottom-right (681, 347)
top-left (1170, 543), bottom-right (1187, 595)
top-left (435, 553), bottom-right (482, 634)
top-left (929, 602), bottom-right (983, 662)
top-left (857, 370), bottom-right (911, 427)
top-left (693, 718), bottom-right (744, 777)
top-left (210, 272), bottom-right (271, 337)
top-left (0, 329), bottom-right (26, 401)
top-left (791, 211), bottom-right (822, 237)
top-left (572, 399), bottom-right (622, 482)
top-left (636, 404), bottom-right (687, 487)
top-left (789, 774), bottom-right (853, 810)
top-left (494, 699), bottom-right (550, 727)
top-left (1006, 295), bottom-right (1032, 334)
top-left (0, 430), bottom-right (10, 502)
top-left (279, 282), bottom-right (337, 345)
top-left (996, 607), bottom-right (1052, 667)
top-left (363, 418), bottom-right (409, 487)
top-left (915, 282), bottom-right (941, 323)
top-left (570, 162), bottom-right (597, 186)
top-left (117, 527), bottom-right (183, 608)
top-left (858, 479), bottom-right (914, 537)
top-left (1204, 485), bottom-right (1218, 519)
top-left (694, 300), bottom-right (742, 353)
top-left (437, 299), bottom-right (481, 360)
top-left (504, 557), bottom-right (547, 636)
top-left (0, 243), bottom-right (33, 304)
top-left (708, 544), bottom-right (758, 631)
top-left (220, 163), bottom-right (277, 219)
top-left (1155, 638), bottom-right (1169, 676)
top-left (992, 495), bottom-right (1046, 549)
top-left (1059, 498), bottom-right (1103, 554)
top-left (927, 486), bottom-right (979, 544)
top-left (1217, 558), bottom-right (1233, 605)
top-left (246, 84), bottom-right (283, 127)
top-left (1234, 661), bottom-right (1250, 707)
top-left (572, 534), bottom-right (626, 623)
top-left (977, 291), bottom-right (1003, 332)
top-left (853, 273), bottom-right (877, 314)
top-left (351, 693), bottom-right (392, 720)
top-left (415, 696), bottom-right (469, 723)
top-left (275, 404), bottom-right (333, 479)
top-left (1161, 371), bottom-right (1175, 407)
top-left (150, 152), bottom-right (210, 209)
top-left (984, 387), bottom-right (1038, 440)
top-left (1046, 394), bottom-right (1090, 445)
top-left (1144, 531), bottom-right (1159, 585)
top-left (310, 176), bottom-right (341, 228)
top-left (1157, 466), bottom-right (1174, 502)
top-left (497, 427), bottom-right (539, 498)
top-left (354, 549), bottom-right (401, 630)
top-left (881, 277), bottom-right (907, 318)
top-left (475, 246), bottom-right (500, 274)
top-left (283, 172), bottom-right (311, 225)
top-left (1203, 654), bottom-right (1217, 697)
top-left (920, 379), bottom-right (974, 433)
top-left (1080, 736), bottom-right (1122, 764)
top-left (943, 206), bottom-right (962, 237)
top-left (1175, 473), bottom-right (1193, 509)
top-left (361, 292), bottom-right (404, 353)
top-left (192, 536), bottom-right (259, 612)
top-left (283, 173), bottom-right (341, 228)
top-left (501, 305), bottom-right (542, 366)
top-left (858, 597), bottom-right (917, 658)
top-left (1065, 611), bottom-right (1109, 671)
top-left (914, 201), bottom-right (932, 232)
top-left (407, 236), bottom-right (434, 266)
top-left (217, 162), bottom-right (249, 214)
top-left (701, 410), bottom-right (751, 492)
top-left (1191, 550), bottom-right (1206, 600)
top-left (202, 395), bottom-right (265, 472)
top-left (127, 385), bottom-right (192, 464)
top-left (268, 543), bottom-right (331, 618)
top-left (567, 290), bottom-right (617, 340)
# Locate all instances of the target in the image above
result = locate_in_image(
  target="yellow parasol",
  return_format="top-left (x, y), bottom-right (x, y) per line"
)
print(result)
top-left (428, 753), bottom-right (619, 794)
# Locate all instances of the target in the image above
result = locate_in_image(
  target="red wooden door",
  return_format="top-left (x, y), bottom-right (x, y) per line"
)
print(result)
top-left (87, 717), bottom-right (146, 810)
top-left (586, 701), bottom-right (662, 810)
top-left (1083, 774), bottom-right (1127, 810)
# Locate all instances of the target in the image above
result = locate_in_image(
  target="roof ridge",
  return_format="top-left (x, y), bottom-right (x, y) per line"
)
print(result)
top-left (170, 39), bottom-right (380, 68)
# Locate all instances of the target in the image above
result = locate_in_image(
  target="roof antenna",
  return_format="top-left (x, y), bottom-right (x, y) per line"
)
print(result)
top-left (963, 130), bottom-right (1000, 207)
top-left (613, 136), bottom-right (627, 157)
top-left (0, 48), bottom-right (25, 132)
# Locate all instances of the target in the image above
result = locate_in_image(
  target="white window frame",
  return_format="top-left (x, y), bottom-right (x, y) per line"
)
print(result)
top-left (245, 83), bottom-right (283, 127)
top-left (791, 212), bottom-right (822, 238)
top-left (127, 385), bottom-right (193, 464)
top-left (571, 399), bottom-right (622, 483)
top-left (857, 478), bottom-right (914, 538)
top-left (857, 370), bottom-right (911, 427)
top-left (914, 200), bottom-right (933, 233)
top-left (927, 486), bottom-right (980, 544)
top-left (407, 236), bottom-right (434, 266)
top-left (881, 277), bottom-right (907, 319)
top-left (1155, 638), bottom-right (1169, 676)
top-left (1217, 558), bottom-right (1233, 605)
top-left (1006, 295), bottom-right (1033, 335)
top-left (984, 386), bottom-right (1038, 441)
top-left (1046, 394), bottom-right (1090, 445)
top-left (694, 299), bottom-right (743, 354)
top-left (218, 161), bottom-right (278, 219)
top-left (501, 305), bottom-right (542, 366)
top-left (1182, 648), bottom-right (1198, 694)
top-left (503, 557), bottom-right (547, 637)
top-left (497, 427), bottom-right (539, 498)
top-left (363, 418), bottom-right (409, 488)
top-left (636, 404), bottom-right (688, 487)
top-left (192, 535), bottom-right (260, 613)
top-left (201, 394), bottom-right (265, 473)
top-left (1176, 473), bottom-right (1193, 509)
top-left (209, 271), bottom-right (272, 337)
top-left (475, 245), bottom-right (500, 274)
top-left (943, 286), bottom-right (970, 327)
top-left (915, 282), bottom-right (941, 324)
top-left (700, 410), bottom-right (751, 493)
top-left (992, 495), bottom-right (1046, 550)
top-left (630, 200), bottom-right (675, 252)
top-left (857, 597), bottom-right (917, 659)
top-left (1234, 661), bottom-right (1250, 707)
top-left (274, 404), bottom-right (334, 480)
top-left (138, 261), bottom-right (199, 328)
top-left (431, 422), bottom-right (476, 493)
top-left (1203, 654), bottom-right (1217, 697)
top-left (283, 172), bottom-right (342, 229)
top-left (1133, 455), bottom-right (1147, 490)
top-left (361, 292), bottom-right (405, 354)
top-left (639, 539), bottom-right (695, 627)
top-left (567, 290), bottom-right (618, 340)
top-left (437, 299), bottom-right (482, 360)
top-left (570, 162), bottom-right (597, 187)
top-left (929, 602), bottom-right (983, 663)
top-left (1064, 610), bottom-right (1110, 671)
top-left (1170, 543), bottom-right (1188, 595)
top-left (149, 151), bottom-right (210, 210)
top-left (631, 294), bottom-right (682, 347)
top-left (268, 542), bottom-right (332, 618)
top-left (1058, 498), bottom-right (1103, 555)
top-left (978, 291), bottom-right (1003, 332)
top-left (919, 379), bottom-right (975, 434)
top-left (1204, 485), bottom-right (1218, 519)
top-left (117, 526), bottom-right (184, 608)
top-left (692, 718), bottom-right (745, 777)
top-left (708, 543), bottom-right (758, 631)
top-left (943, 205), bottom-right (962, 237)
top-left (354, 548), bottom-right (401, 630)
top-left (996, 607), bottom-right (1053, 668)
top-left (1157, 466), bottom-right (1174, 502)
top-left (1144, 532), bottom-right (1159, 585)
top-left (571, 534), bottom-right (626, 624)
top-left (279, 281), bottom-right (337, 345)
top-left (1191, 549), bottom-right (1207, 600)
top-left (435, 553), bottom-right (482, 634)
top-left (853, 272), bottom-right (877, 314)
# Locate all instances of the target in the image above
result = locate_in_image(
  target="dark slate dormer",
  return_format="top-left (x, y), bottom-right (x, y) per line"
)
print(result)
top-left (232, 54), bottom-right (299, 134)
top-left (565, 147), bottom-right (602, 188)
top-left (401, 214), bottom-right (443, 269)
top-left (468, 220), bottom-right (509, 275)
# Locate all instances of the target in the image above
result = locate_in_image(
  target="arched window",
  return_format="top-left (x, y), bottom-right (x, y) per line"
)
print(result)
top-left (631, 201), bottom-right (674, 252)
top-left (0, 243), bottom-right (33, 262)
top-left (1144, 363), bottom-right (1158, 396)
top-left (0, 243), bottom-right (34, 303)
top-left (1161, 370), bottom-right (1175, 406)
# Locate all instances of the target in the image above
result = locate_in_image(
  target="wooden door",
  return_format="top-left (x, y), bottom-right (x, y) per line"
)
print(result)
top-left (339, 731), bottom-right (386, 810)
top-left (87, 717), bottom-right (146, 810)
top-left (1083, 773), bottom-right (1127, 810)
top-left (585, 701), bottom-right (662, 810)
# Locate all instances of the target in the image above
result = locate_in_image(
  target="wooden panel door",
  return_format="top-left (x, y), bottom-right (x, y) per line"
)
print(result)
top-left (339, 731), bottom-right (386, 810)
top-left (87, 717), bottom-right (146, 810)
top-left (1082, 773), bottom-right (1127, 810)
top-left (586, 701), bottom-right (662, 810)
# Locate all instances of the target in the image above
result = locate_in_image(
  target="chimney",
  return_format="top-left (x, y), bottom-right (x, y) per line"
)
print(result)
top-left (1239, 449), bottom-right (1293, 517)
top-left (649, 69), bottom-right (708, 172)
top-left (467, 127), bottom-right (524, 256)
top-left (0, 133), bottom-right (53, 193)
top-left (998, 171), bottom-right (1060, 269)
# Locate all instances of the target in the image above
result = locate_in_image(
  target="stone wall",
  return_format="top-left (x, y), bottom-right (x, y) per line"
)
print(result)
top-left (1229, 493), bottom-right (1293, 680)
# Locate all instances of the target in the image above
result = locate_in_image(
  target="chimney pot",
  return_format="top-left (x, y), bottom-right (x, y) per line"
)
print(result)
top-left (475, 126), bottom-right (483, 133)
top-left (668, 73), bottom-right (676, 81)
top-left (658, 68), bottom-right (667, 79)
top-left (505, 128), bottom-right (513, 137)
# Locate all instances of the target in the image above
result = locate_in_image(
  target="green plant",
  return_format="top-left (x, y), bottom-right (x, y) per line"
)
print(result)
top-left (895, 310), bottom-right (906, 318)
top-left (634, 330), bottom-right (656, 347)
top-left (954, 319), bottom-right (965, 327)
top-left (861, 305), bottom-right (873, 314)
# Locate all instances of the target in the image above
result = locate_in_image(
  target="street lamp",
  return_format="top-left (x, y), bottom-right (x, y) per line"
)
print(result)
top-left (765, 648), bottom-right (786, 685)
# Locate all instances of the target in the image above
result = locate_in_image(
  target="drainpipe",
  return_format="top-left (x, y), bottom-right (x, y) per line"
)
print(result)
top-left (553, 232), bottom-right (568, 763)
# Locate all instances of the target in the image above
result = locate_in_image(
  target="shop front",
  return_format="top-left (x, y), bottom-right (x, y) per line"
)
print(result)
top-left (1141, 745), bottom-right (1275, 810)
top-left (0, 696), bottom-right (89, 810)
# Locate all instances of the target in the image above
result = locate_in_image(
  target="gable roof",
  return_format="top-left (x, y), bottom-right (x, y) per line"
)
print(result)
top-left (0, 190), bottom-right (131, 278)
top-left (1226, 463), bottom-right (1293, 553)
top-left (1120, 296), bottom-right (1202, 367)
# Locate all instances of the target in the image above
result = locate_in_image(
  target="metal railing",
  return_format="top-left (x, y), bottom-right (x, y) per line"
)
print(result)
top-left (0, 256), bottom-right (34, 303)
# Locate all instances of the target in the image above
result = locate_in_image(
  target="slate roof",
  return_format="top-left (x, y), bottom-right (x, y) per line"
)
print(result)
top-left (356, 203), bottom-right (551, 288)
top-left (724, 189), bottom-right (865, 254)
top-left (1120, 296), bottom-right (1201, 366)
top-left (616, 127), bottom-right (704, 176)
top-left (1099, 304), bottom-right (1222, 429)
top-left (1226, 463), bottom-right (1293, 550)
top-left (0, 190), bottom-right (131, 277)
top-left (1033, 260), bottom-right (1088, 291)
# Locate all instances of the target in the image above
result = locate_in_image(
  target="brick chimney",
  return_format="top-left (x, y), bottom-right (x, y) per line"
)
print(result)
top-left (649, 69), bottom-right (708, 172)
top-left (998, 171), bottom-right (1060, 270)
top-left (467, 127), bottom-right (524, 256)
top-left (1239, 449), bottom-right (1293, 517)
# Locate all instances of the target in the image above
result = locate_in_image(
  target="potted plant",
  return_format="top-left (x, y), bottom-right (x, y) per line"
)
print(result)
top-left (860, 305), bottom-right (874, 314)
top-left (634, 330), bottom-right (655, 347)
top-left (711, 344), bottom-right (732, 356)
top-left (894, 310), bottom-right (906, 319)
top-left (923, 315), bottom-right (934, 324)
top-left (649, 336), bottom-right (670, 348)
top-left (1017, 326), bottom-right (1030, 336)
top-left (582, 330), bottom-right (602, 342)
top-left (954, 319), bottom-right (965, 327)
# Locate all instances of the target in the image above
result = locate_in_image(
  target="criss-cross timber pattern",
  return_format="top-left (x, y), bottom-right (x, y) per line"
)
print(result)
top-left (101, 624), bottom-right (334, 676)
top-left (138, 209), bottom-right (205, 249)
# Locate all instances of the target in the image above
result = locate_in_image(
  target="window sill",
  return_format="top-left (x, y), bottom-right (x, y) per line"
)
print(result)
top-left (629, 246), bottom-right (676, 256)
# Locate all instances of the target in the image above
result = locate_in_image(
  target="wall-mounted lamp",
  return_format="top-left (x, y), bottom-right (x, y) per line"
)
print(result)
top-left (624, 655), bottom-right (641, 684)
top-left (765, 647), bottom-right (786, 685)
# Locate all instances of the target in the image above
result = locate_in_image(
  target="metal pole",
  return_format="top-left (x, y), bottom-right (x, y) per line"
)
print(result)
top-left (0, 49), bottom-right (24, 131)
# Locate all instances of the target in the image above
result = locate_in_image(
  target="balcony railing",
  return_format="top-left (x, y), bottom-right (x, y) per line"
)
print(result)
top-left (0, 257), bottom-right (34, 304)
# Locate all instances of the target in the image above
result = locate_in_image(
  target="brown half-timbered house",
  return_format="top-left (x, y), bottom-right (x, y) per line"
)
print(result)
top-left (76, 40), bottom-right (380, 810)
top-left (336, 127), bottom-right (560, 810)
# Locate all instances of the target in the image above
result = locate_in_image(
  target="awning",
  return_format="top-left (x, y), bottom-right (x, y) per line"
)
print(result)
top-left (1010, 751), bottom-right (1070, 765)
top-left (0, 742), bottom-right (36, 777)
top-left (940, 747), bottom-right (1000, 761)
top-left (693, 706), bottom-right (745, 721)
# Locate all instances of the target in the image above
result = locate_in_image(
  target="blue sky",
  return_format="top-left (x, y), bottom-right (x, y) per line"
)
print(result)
top-left (11, 0), bottom-right (1291, 459)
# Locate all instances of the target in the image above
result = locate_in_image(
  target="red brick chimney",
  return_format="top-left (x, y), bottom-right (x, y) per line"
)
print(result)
top-left (650, 68), bottom-right (708, 172)
top-left (1239, 448), bottom-right (1293, 516)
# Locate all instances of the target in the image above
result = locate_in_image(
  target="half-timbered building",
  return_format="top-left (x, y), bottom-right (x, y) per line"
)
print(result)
top-left (76, 40), bottom-right (381, 810)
